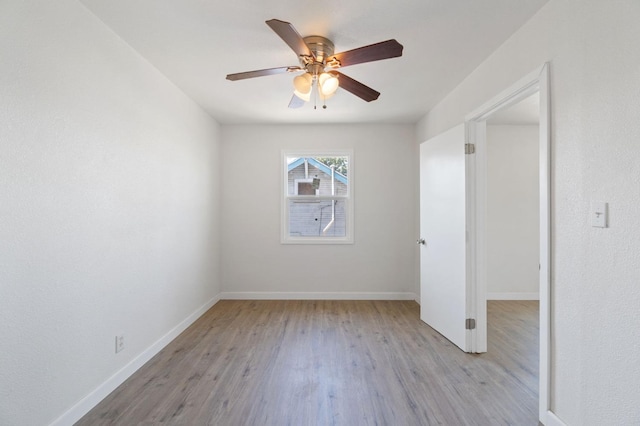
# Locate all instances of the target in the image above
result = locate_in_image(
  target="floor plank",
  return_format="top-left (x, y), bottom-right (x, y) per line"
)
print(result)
top-left (76, 300), bottom-right (539, 425)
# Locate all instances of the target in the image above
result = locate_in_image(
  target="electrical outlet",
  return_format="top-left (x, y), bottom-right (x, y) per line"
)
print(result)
top-left (115, 335), bottom-right (124, 353)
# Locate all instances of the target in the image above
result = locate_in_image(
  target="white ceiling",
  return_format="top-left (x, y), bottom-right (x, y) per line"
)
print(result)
top-left (80, 0), bottom-right (549, 124)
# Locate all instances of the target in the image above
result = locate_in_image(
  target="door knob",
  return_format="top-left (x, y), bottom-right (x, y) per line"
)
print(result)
top-left (417, 238), bottom-right (426, 245)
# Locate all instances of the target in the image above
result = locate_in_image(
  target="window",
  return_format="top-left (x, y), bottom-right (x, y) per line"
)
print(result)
top-left (282, 150), bottom-right (353, 244)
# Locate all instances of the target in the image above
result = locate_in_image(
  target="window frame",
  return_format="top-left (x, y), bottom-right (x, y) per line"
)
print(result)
top-left (281, 149), bottom-right (354, 244)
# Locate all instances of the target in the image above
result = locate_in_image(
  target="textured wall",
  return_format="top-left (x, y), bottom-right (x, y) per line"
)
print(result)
top-left (0, 1), bottom-right (222, 424)
top-left (416, 1), bottom-right (640, 424)
top-left (221, 124), bottom-right (418, 297)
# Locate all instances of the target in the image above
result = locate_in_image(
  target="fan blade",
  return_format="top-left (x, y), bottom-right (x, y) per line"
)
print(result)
top-left (330, 71), bottom-right (380, 102)
top-left (329, 39), bottom-right (403, 68)
top-left (288, 94), bottom-right (305, 109)
top-left (226, 66), bottom-right (301, 81)
top-left (266, 19), bottom-right (315, 59)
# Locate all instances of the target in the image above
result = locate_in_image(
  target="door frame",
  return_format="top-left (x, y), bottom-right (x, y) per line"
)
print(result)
top-left (465, 63), bottom-right (551, 422)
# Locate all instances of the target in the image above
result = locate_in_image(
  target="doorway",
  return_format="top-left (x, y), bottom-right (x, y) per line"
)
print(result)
top-left (466, 63), bottom-right (550, 422)
top-left (418, 63), bottom-right (550, 422)
top-left (486, 93), bottom-right (541, 421)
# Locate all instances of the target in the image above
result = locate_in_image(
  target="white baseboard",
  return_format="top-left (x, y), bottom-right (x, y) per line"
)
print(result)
top-left (487, 292), bottom-right (539, 300)
top-left (543, 410), bottom-right (567, 426)
top-left (219, 291), bottom-right (417, 301)
top-left (49, 295), bottom-right (220, 426)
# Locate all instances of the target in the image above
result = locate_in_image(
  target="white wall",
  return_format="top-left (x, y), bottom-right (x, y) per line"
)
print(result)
top-left (221, 124), bottom-right (418, 298)
top-left (416, 1), bottom-right (640, 424)
top-left (486, 125), bottom-right (539, 299)
top-left (0, 1), bottom-right (222, 425)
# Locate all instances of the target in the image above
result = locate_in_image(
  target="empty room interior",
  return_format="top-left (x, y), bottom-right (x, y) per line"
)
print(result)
top-left (2, 1), bottom-right (639, 425)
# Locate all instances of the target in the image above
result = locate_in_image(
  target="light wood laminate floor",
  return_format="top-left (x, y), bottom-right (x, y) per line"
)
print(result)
top-left (77, 300), bottom-right (539, 425)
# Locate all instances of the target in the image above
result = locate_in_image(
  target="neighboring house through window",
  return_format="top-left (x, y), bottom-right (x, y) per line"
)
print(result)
top-left (282, 151), bottom-right (353, 244)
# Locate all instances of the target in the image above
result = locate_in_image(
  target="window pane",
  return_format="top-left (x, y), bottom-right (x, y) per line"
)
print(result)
top-left (287, 156), bottom-right (348, 196)
top-left (288, 199), bottom-right (347, 237)
top-left (283, 151), bottom-right (353, 244)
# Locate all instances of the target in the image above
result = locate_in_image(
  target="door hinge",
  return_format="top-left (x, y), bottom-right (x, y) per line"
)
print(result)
top-left (465, 143), bottom-right (475, 154)
top-left (465, 318), bottom-right (476, 330)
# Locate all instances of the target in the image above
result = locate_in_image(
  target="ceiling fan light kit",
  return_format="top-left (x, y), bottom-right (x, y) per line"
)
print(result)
top-left (226, 19), bottom-right (403, 110)
top-left (292, 69), bottom-right (339, 108)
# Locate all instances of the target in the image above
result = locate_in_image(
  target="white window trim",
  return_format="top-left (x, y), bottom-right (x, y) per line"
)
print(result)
top-left (281, 149), bottom-right (354, 244)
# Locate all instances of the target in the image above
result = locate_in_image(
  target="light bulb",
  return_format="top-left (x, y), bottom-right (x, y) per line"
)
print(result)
top-left (318, 73), bottom-right (339, 96)
top-left (317, 85), bottom-right (335, 100)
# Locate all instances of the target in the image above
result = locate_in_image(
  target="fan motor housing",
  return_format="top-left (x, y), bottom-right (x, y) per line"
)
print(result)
top-left (303, 36), bottom-right (335, 64)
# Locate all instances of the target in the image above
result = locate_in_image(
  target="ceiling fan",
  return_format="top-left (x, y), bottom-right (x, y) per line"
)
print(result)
top-left (226, 19), bottom-right (404, 109)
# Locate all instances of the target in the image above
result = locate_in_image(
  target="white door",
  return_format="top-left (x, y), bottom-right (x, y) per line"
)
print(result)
top-left (419, 124), bottom-right (470, 352)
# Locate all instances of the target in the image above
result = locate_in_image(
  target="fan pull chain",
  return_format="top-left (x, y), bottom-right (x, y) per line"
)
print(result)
top-left (313, 78), bottom-right (317, 110)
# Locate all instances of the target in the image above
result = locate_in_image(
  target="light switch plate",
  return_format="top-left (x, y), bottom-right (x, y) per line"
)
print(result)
top-left (591, 201), bottom-right (607, 228)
